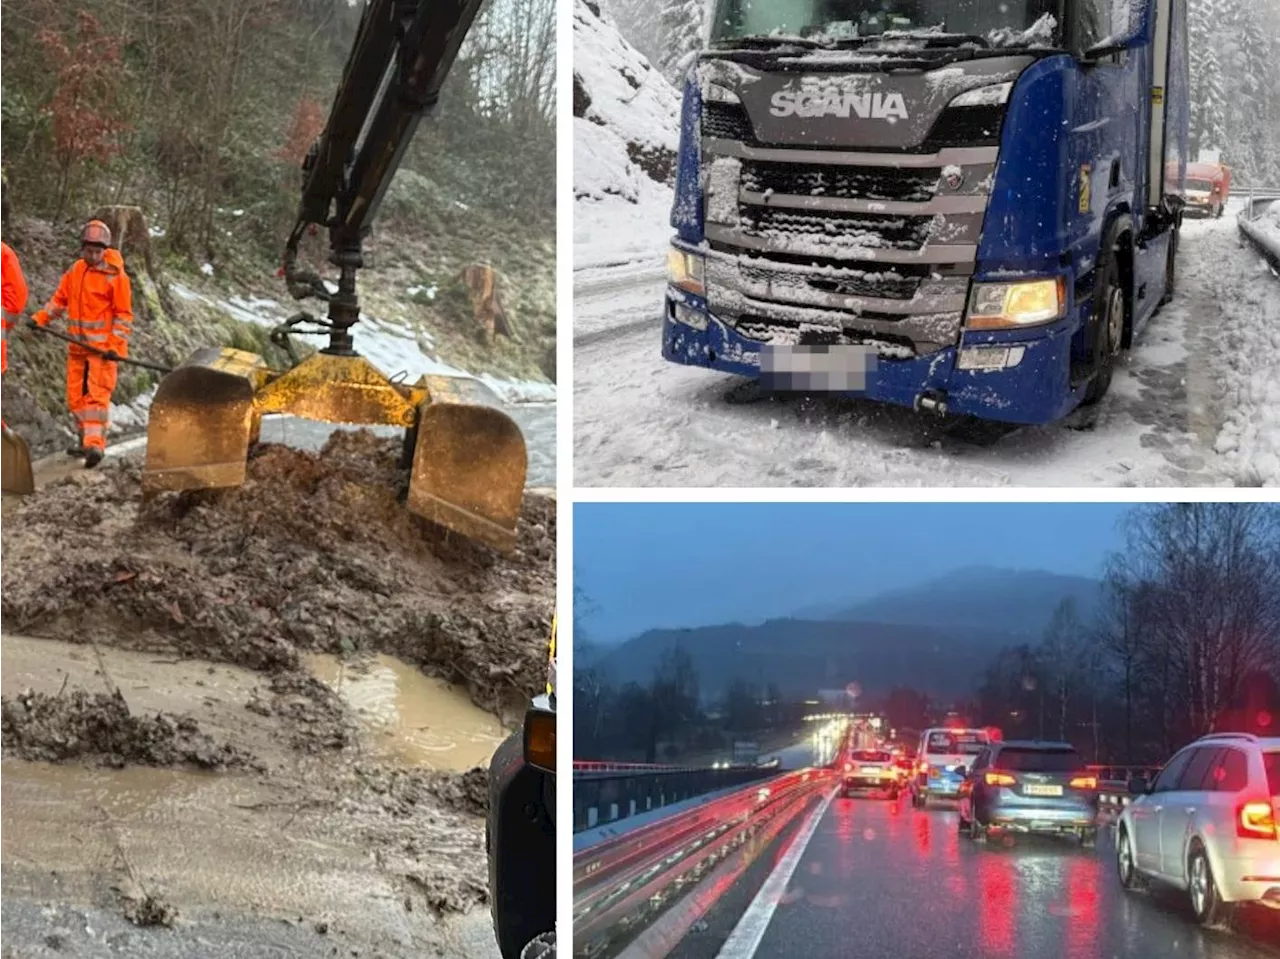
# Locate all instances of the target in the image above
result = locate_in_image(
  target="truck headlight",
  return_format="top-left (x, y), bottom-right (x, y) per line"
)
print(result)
top-left (949, 82), bottom-right (1013, 107)
top-left (966, 277), bottom-right (1066, 329)
top-left (667, 247), bottom-right (706, 297)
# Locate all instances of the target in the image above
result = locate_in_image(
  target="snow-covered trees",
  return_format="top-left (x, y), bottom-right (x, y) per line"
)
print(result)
top-left (658, 0), bottom-right (707, 84)
top-left (1189, 0), bottom-right (1280, 185)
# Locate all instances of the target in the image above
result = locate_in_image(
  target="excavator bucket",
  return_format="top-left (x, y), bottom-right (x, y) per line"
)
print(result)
top-left (407, 375), bottom-right (527, 553)
top-left (142, 347), bottom-right (270, 494)
top-left (1, 424), bottom-right (35, 495)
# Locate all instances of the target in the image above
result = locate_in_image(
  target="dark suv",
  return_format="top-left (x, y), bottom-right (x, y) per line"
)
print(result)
top-left (958, 740), bottom-right (1100, 846)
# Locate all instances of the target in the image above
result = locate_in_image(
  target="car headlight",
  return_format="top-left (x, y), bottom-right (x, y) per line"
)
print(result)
top-left (667, 247), bottom-right (706, 297)
top-left (966, 277), bottom-right (1066, 329)
top-left (949, 82), bottom-right (1013, 108)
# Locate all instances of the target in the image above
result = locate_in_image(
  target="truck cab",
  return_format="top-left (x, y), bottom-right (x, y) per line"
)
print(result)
top-left (487, 615), bottom-right (556, 958)
top-left (662, 0), bottom-right (1189, 425)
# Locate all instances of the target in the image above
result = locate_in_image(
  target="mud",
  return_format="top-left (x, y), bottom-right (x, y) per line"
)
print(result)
top-left (308, 652), bottom-right (506, 770)
top-left (0, 430), bottom-right (549, 955)
top-left (1, 688), bottom-right (259, 771)
top-left (1, 430), bottom-right (554, 721)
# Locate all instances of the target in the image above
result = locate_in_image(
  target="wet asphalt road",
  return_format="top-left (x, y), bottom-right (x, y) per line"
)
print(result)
top-left (734, 791), bottom-right (1280, 959)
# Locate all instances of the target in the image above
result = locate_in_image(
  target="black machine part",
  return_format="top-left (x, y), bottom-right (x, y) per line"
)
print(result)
top-left (282, 0), bottom-right (486, 356)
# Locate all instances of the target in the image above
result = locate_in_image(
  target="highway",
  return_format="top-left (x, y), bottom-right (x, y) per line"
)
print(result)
top-left (672, 790), bottom-right (1280, 959)
top-left (575, 727), bottom-right (1280, 959)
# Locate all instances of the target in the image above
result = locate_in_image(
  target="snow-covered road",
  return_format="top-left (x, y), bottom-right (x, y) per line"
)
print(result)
top-left (573, 204), bottom-right (1280, 488)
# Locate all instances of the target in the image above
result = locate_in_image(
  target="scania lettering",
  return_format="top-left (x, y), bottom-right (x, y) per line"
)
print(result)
top-left (769, 89), bottom-right (910, 120)
top-left (661, 0), bottom-right (1189, 425)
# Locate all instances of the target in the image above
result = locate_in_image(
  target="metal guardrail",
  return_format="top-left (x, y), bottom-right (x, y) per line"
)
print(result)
top-left (573, 762), bottom-right (779, 832)
top-left (1236, 188), bottom-right (1280, 271)
top-left (573, 768), bottom-right (833, 958)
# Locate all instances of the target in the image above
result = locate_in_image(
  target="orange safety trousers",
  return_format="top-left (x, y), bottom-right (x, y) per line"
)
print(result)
top-left (67, 352), bottom-right (118, 452)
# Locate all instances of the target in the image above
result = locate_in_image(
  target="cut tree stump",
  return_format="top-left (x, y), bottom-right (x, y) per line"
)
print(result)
top-left (460, 264), bottom-right (516, 340)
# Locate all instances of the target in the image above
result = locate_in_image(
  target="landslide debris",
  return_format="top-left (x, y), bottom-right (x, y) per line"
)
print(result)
top-left (1, 430), bottom-right (554, 722)
top-left (0, 688), bottom-right (259, 770)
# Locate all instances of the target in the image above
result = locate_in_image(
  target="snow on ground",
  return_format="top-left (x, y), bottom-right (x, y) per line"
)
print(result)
top-left (573, 0), bottom-right (679, 274)
top-left (574, 201), bottom-right (1280, 487)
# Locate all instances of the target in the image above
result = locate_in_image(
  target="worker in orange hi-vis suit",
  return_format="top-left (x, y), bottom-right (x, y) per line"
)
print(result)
top-left (1, 239), bottom-right (30, 376)
top-left (32, 219), bottom-right (133, 468)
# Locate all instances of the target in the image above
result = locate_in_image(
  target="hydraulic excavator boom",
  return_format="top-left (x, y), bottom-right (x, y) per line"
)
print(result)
top-left (142, 0), bottom-right (528, 551)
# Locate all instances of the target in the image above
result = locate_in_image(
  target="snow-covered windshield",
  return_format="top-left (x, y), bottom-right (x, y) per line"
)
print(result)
top-left (708, 0), bottom-right (1060, 46)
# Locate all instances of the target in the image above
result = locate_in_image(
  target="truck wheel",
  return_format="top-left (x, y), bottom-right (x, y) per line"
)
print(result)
top-left (1082, 245), bottom-right (1124, 406)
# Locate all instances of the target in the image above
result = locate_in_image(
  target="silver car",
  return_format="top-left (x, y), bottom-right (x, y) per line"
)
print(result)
top-left (1115, 732), bottom-right (1280, 925)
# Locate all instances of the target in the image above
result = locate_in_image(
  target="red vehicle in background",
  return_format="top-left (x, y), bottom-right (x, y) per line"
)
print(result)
top-left (1185, 161), bottom-right (1231, 218)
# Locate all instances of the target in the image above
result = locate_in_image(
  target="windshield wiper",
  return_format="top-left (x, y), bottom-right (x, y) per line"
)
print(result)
top-left (711, 34), bottom-right (824, 50)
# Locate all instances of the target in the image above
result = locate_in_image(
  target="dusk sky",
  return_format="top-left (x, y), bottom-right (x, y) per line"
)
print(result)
top-left (575, 502), bottom-right (1133, 643)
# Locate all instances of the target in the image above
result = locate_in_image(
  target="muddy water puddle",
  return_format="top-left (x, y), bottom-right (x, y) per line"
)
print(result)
top-left (306, 653), bottom-right (505, 770)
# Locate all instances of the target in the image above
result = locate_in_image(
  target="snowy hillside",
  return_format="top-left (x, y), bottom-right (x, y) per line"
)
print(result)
top-left (574, 0), bottom-right (681, 271)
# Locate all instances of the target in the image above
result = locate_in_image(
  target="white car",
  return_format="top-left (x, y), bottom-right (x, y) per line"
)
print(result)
top-left (1115, 732), bottom-right (1280, 924)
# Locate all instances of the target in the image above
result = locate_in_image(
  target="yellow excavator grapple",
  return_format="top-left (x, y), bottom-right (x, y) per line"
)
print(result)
top-left (141, 0), bottom-right (529, 552)
top-left (141, 347), bottom-right (527, 552)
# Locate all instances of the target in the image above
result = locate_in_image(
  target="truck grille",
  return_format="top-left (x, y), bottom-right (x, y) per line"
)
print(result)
top-left (736, 315), bottom-right (919, 354)
top-left (741, 160), bottom-right (939, 203)
top-left (743, 207), bottom-right (933, 252)
top-left (702, 102), bottom-right (1004, 152)
top-left (738, 257), bottom-right (922, 300)
top-left (702, 101), bottom-right (753, 141)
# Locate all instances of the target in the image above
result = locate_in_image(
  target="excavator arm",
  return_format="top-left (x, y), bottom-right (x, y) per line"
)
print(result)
top-left (142, 0), bottom-right (528, 553)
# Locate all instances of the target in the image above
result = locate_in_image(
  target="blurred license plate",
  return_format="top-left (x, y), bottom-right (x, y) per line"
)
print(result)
top-left (759, 344), bottom-right (876, 392)
top-left (861, 768), bottom-right (882, 776)
top-left (1024, 784), bottom-right (1063, 797)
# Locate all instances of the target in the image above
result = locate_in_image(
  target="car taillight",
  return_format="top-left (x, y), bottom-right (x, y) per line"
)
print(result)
top-left (1237, 801), bottom-right (1277, 839)
top-left (1069, 775), bottom-right (1098, 789)
top-left (985, 772), bottom-right (1016, 786)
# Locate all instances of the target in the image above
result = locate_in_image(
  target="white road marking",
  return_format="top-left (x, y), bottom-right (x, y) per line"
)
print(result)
top-left (714, 785), bottom-right (837, 959)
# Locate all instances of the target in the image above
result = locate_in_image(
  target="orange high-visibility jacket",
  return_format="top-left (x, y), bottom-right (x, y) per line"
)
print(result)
top-left (35, 247), bottom-right (133, 357)
top-left (1, 241), bottom-right (30, 373)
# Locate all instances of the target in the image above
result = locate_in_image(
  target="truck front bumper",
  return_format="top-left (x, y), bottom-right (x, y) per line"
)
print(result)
top-left (661, 290), bottom-right (1082, 426)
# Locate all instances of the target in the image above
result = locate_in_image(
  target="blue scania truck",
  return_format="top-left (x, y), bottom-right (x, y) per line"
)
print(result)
top-left (661, 0), bottom-right (1188, 424)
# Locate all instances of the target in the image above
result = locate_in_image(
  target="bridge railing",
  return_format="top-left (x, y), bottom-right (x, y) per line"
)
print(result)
top-left (573, 767), bottom-right (833, 956)
top-left (573, 761), bottom-right (780, 832)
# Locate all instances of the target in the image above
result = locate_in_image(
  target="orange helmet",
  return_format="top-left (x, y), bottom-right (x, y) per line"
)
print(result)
top-left (80, 219), bottom-right (111, 247)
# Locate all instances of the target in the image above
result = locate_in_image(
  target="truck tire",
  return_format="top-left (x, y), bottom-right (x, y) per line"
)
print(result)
top-left (1082, 242), bottom-right (1125, 406)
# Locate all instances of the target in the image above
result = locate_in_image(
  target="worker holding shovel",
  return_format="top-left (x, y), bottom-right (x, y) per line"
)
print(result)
top-left (1, 237), bottom-right (36, 493)
top-left (31, 219), bottom-right (133, 468)
top-left (1, 239), bottom-right (29, 375)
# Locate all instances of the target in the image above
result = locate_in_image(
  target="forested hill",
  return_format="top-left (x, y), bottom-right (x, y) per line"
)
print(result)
top-left (1, 0), bottom-right (555, 450)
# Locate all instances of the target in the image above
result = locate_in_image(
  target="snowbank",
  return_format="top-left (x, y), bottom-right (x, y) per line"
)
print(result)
top-left (1212, 213), bottom-right (1280, 484)
top-left (574, 0), bottom-right (681, 272)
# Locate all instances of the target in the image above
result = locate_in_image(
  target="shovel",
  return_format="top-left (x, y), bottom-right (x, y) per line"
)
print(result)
top-left (1, 422), bottom-right (35, 495)
top-left (27, 321), bottom-right (174, 373)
